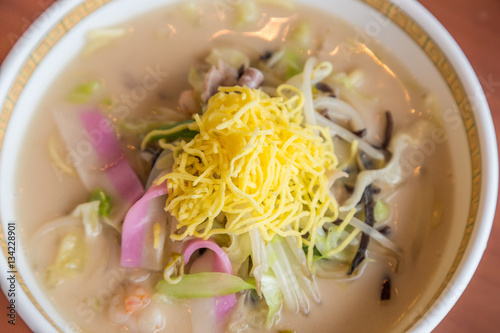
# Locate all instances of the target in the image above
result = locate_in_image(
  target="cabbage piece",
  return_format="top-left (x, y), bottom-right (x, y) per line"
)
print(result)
top-left (374, 200), bottom-right (389, 223)
top-left (264, 48), bottom-right (306, 81)
top-left (181, 2), bottom-right (201, 26)
top-left (260, 273), bottom-right (282, 327)
top-left (45, 232), bottom-right (87, 287)
top-left (265, 240), bottom-right (303, 314)
top-left (205, 48), bottom-right (250, 70)
top-left (72, 201), bottom-right (102, 238)
top-left (224, 233), bottom-right (252, 275)
top-left (314, 224), bottom-right (359, 263)
top-left (264, 236), bottom-right (318, 315)
top-left (288, 21), bottom-right (312, 48)
top-left (234, 0), bottom-right (258, 27)
top-left (332, 70), bottom-right (378, 102)
top-left (67, 81), bottom-right (101, 104)
top-left (249, 228), bottom-right (268, 294)
top-left (146, 149), bottom-right (175, 190)
top-left (188, 67), bottom-right (204, 93)
top-left (82, 27), bottom-right (127, 56)
top-left (156, 273), bottom-right (255, 298)
top-left (89, 188), bottom-right (112, 217)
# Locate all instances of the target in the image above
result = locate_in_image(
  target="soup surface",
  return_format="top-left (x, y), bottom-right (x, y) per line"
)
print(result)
top-left (16, 1), bottom-right (454, 332)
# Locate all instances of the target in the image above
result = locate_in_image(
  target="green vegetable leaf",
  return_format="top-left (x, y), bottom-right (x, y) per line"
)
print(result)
top-left (156, 273), bottom-right (255, 299)
top-left (73, 201), bottom-right (102, 237)
top-left (261, 273), bottom-right (283, 327)
top-left (45, 232), bottom-right (87, 287)
top-left (188, 67), bottom-right (204, 93)
top-left (89, 188), bottom-right (112, 217)
top-left (234, 0), bottom-right (258, 27)
top-left (147, 119), bottom-right (199, 143)
top-left (288, 21), bottom-right (311, 48)
top-left (68, 81), bottom-right (101, 104)
top-left (374, 200), bottom-right (389, 222)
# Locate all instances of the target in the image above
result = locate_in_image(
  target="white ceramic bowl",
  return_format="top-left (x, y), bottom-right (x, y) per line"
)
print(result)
top-left (0, 0), bottom-right (497, 332)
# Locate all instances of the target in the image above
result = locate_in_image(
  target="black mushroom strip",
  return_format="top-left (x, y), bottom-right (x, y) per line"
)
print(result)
top-left (347, 184), bottom-right (376, 275)
top-left (372, 110), bottom-right (394, 162)
top-left (352, 128), bottom-right (367, 138)
top-left (260, 50), bottom-right (273, 61)
top-left (315, 82), bottom-right (336, 97)
top-left (380, 277), bottom-right (391, 301)
top-left (377, 225), bottom-right (392, 236)
top-left (382, 111), bottom-right (394, 149)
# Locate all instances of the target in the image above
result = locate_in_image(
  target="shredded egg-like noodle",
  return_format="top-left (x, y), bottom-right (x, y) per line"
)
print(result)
top-left (156, 85), bottom-right (340, 265)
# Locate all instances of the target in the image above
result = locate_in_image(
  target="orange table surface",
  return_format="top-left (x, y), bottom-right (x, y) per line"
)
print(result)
top-left (0, 0), bottom-right (499, 332)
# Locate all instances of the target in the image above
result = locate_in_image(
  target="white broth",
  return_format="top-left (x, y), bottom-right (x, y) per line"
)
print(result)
top-left (16, 1), bottom-right (454, 332)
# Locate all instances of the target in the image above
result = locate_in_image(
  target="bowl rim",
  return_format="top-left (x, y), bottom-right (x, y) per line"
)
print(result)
top-left (379, 1), bottom-right (498, 331)
top-left (0, 0), bottom-right (497, 332)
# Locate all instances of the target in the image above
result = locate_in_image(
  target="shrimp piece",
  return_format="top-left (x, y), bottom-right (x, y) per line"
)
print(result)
top-left (108, 285), bottom-right (150, 329)
top-left (125, 287), bottom-right (151, 314)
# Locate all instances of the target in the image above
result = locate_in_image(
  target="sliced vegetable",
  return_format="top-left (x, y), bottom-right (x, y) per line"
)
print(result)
top-left (205, 48), bottom-right (250, 70)
top-left (181, 2), bottom-right (201, 26)
top-left (82, 27), bottom-right (127, 56)
top-left (260, 272), bottom-right (282, 326)
top-left (156, 273), bottom-right (255, 299)
top-left (73, 201), bottom-right (102, 237)
top-left (188, 67), bottom-right (204, 93)
top-left (249, 228), bottom-right (269, 294)
top-left (141, 119), bottom-right (199, 150)
top-left (288, 21), bottom-right (312, 48)
top-left (146, 149), bottom-right (175, 190)
top-left (118, 119), bottom-right (175, 137)
top-left (374, 200), bottom-right (389, 223)
top-left (348, 184), bottom-right (376, 275)
top-left (163, 253), bottom-right (184, 284)
top-left (224, 233), bottom-right (252, 275)
top-left (89, 188), bottom-right (112, 217)
top-left (333, 70), bottom-right (377, 102)
top-left (234, 0), bottom-right (258, 27)
top-left (67, 81), bottom-right (101, 104)
top-left (314, 208), bottom-right (359, 262)
top-left (46, 232), bottom-right (87, 287)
